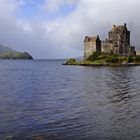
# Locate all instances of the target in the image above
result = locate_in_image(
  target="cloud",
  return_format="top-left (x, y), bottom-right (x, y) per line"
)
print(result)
top-left (42, 0), bottom-right (78, 13)
top-left (0, 0), bottom-right (140, 59)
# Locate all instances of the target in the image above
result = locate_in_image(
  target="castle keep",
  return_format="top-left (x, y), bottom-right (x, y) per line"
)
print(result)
top-left (84, 23), bottom-right (136, 60)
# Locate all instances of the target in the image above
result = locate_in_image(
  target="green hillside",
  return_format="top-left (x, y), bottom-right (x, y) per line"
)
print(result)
top-left (0, 44), bottom-right (33, 59)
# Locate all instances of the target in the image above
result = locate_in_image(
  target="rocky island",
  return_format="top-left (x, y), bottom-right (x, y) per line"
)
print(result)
top-left (0, 44), bottom-right (33, 60)
top-left (64, 23), bottom-right (140, 66)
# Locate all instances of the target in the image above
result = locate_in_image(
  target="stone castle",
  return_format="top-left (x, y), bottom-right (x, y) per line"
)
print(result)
top-left (84, 23), bottom-right (136, 60)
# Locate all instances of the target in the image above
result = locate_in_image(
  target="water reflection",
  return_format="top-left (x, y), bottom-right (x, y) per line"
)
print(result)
top-left (104, 67), bottom-right (140, 139)
top-left (105, 67), bottom-right (136, 103)
top-left (81, 66), bottom-right (140, 140)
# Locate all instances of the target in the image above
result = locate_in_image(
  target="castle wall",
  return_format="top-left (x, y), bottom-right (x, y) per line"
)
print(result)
top-left (109, 32), bottom-right (117, 42)
top-left (129, 46), bottom-right (136, 56)
top-left (108, 26), bottom-right (130, 46)
top-left (96, 38), bottom-right (101, 53)
top-left (122, 46), bottom-right (129, 56)
top-left (84, 42), bottom-right (96, 60)
top-left (101, 41), bottom-right (114, 54)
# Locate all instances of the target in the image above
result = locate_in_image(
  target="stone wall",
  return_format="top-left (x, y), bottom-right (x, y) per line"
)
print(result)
top-left (108, 24), bottom-right (130, 47)
top-left (101, 41), bottom-right (114, 54)
top-left (84, 36), bottom-right (101, 60)
top-left (84, 41), bottom-right (96, 60)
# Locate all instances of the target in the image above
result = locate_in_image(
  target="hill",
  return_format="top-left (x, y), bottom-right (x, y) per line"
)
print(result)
top-left (0, 44), bottom-right (33, 60)
top-left (0, 44), bottom-right (16, 52)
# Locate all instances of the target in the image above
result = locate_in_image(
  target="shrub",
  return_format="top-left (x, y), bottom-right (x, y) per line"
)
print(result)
top-left (98, 55), bottom-right (108, 60)
top-left (87, 52), bottom-right (100, 61)
top-left (127, 56), bottom-right (133, 63)
top-left (106, 55), bottom-right (119, 63)
top-left (134, 55), bottom-right (140, 62)
top-left (82, 61), bottom-right (92, 64)
top-left (110, 54), bottom-right (119, 57)
top-left (65, 58), bottom-right (77, 64)
top-left (118, 56), bottom-right (127, 63)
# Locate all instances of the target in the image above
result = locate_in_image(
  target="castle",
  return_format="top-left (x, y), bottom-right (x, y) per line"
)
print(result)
top-left (84, 23), bottom-right (136, 60)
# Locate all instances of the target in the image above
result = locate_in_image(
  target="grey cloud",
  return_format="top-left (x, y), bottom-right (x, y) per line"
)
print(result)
top-left (0, 0), bottom-right (140, 59)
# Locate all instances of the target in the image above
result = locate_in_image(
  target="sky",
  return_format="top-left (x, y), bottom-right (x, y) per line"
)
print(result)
top-left (0, 0), bottom-right (140, 59)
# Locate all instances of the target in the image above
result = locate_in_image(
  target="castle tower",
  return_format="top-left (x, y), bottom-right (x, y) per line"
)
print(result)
top-left (84, 35), bottom-right (101, 60)
top-left (108, 23), bottom-right (131, 55)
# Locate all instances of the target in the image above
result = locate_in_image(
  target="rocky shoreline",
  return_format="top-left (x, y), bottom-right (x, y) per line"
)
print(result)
top-left (63, 61), bottom-right (140, 67)
top-left (63, 55), bottom-right (140, 67)
top-left (63, 63), bottom-right (140, 67)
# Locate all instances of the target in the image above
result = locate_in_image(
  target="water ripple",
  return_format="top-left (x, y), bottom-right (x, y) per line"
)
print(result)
top-left (0, 60), bottom-right (139, 140)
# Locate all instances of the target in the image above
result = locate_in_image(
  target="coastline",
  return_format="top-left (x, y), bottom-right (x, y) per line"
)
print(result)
top-left (63, 62), bottom-right (140, 67)
top-left (63, 55), bottom-right (140, 67)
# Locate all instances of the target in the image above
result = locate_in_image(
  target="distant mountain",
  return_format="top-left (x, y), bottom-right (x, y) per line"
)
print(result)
top-left (0, 44), bottom-right (33, 60)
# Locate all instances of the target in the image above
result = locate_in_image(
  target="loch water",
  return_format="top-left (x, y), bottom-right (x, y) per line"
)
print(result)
top-left (0, 60), bottom-right (140, 140)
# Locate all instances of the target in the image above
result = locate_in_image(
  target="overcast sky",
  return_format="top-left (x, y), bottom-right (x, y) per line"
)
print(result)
top-left (0, 0), bottom-right (140, 59)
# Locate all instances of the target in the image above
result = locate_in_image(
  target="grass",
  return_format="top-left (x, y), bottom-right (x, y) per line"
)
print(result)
top-left (64, 54), bottom-right (140, 66)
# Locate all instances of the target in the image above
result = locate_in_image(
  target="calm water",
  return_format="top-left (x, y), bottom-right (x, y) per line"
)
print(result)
top-left (0, 60), bottom-right (140, 140)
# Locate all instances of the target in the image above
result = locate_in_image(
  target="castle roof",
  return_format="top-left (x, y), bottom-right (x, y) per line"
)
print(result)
top-left (111, 24), bottom-right (127, 32)
top-left (84, 36), bottom-right (97, 42)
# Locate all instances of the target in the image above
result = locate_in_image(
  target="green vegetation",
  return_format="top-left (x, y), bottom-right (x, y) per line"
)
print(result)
top-left (65, 58), bottom-right (80, 65)
top-left (87, 52), bottom-right (100, 61)
top-left (106, 55), bottom-right (119, 63)
top-left (0, 44), bottom-right (33, 60)
top-left (127, 56), bottom-right (133, 63)
top-left (134, 55), bottom-right (140, 63)
top-left (0, 52), bottom-right (33, 59)
top-left (64, 52), bottom-right (140, 66)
